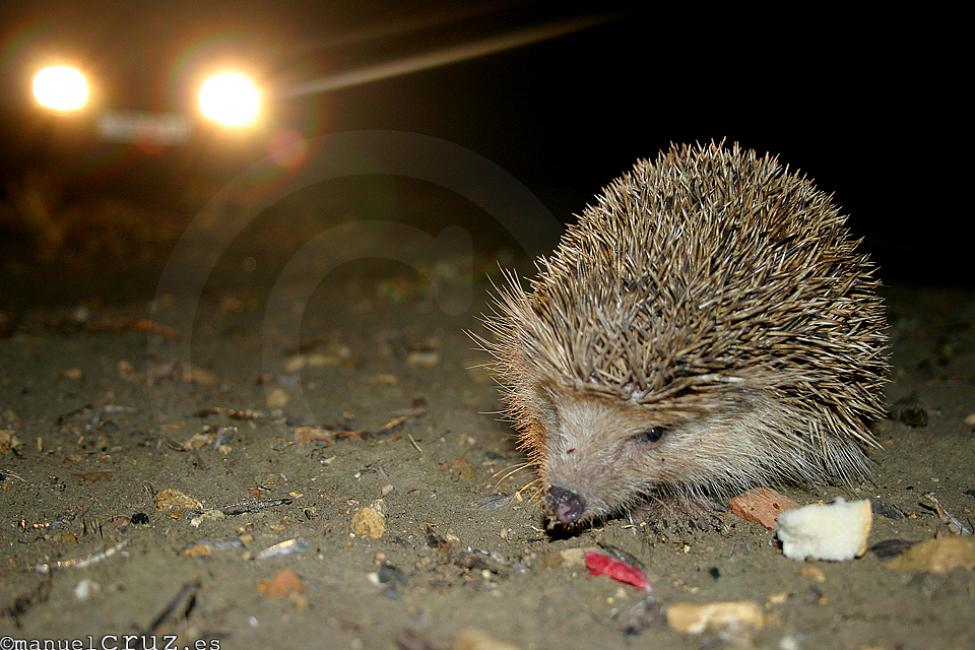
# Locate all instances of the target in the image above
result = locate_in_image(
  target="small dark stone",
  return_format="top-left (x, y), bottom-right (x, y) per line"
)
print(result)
top-left (707, 566), bottom-right (721, 580)
top-left (869, 539), bottom-right (917, 559)
top-left (803, 585), bottom-right (825, 606)
top-left (395, 628), bottom-right (436, 650)
top-left (965, 489), bottom-right (975, 499)
top-left (378, 562), bottom-right (408, 586)
top-left (425, 525), bottom-right (450, 550)
top-left (616, 596), bottom-right (664, 636)
top-left (888, 394), bottom-right (928, 427)
top-left (870, 497), bottom-right (905, 519)
top-left (598, 543), bottom-right (645, 570)
top-left (130, 512), bottom-right (150, 525)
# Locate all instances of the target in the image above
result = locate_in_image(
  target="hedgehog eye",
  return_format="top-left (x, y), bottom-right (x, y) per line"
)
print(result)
top-left (634, 426), bottom-right (666, 444)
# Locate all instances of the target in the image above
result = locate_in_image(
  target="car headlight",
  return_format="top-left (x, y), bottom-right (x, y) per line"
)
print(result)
top-left (198, 71), bottom-right (261, 128)
top-left (32, 65), bottom-right (90, 112)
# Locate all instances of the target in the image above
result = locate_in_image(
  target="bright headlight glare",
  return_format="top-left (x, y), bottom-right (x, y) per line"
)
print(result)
top-left (198, 71), bottom-right (261, 128)
top-left (33, 65), bottom-right (90, 111)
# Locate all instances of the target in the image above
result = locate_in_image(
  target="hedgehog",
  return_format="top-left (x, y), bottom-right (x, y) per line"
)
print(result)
top-left (479, 141), bottom-right (889, 526)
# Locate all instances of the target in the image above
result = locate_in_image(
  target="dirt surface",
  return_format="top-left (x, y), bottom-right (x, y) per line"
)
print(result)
top-left (2, 194), bottom-right (974, 650)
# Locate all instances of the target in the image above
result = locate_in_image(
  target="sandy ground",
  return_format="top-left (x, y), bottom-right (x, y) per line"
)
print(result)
top-left (1, 193), bottom-right (974, 650)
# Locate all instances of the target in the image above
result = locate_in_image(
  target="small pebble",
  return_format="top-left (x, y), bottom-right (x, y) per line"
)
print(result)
top-left (58, 368), bottom-right (84, 381)
top-left (266, 388), bottom-right (290, 408)
top-left (351, 506), bottom-right (386, 539)
top-left (74, 578), bottom-right (100, 601)
top-left (666, 601), bottom-right (765, 635)
top-left (257, 568), bottom-right (304, 598)
top-left (453, 628), bottom-right (520, 650)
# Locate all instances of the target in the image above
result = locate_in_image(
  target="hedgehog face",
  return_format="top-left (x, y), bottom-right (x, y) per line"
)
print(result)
top-left (538, 388), bottom-right (763, 525)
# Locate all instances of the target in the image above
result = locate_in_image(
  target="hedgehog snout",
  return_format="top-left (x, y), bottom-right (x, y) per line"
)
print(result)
top-left (547, 485), bottom-right (587, 524)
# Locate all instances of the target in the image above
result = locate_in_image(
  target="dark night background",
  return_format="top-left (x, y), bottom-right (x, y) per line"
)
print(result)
top-left (0, 1), bottom-right (965, 289)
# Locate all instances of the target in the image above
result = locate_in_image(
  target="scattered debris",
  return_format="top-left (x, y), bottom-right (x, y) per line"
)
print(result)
top-left (406, 350), bottom-right (441, 367)
top-left (182, 539), bottom-right (246, 557)
top-left (368, 561), bottom-right (409, 597)
top-left (1, 468), bottom-right (26, 481)
top-left (74, 470), bottom-right (115, 483)
top-left (885, 537), bottom-right (975, 573)
top-left (598, 544), bottom-right (646, 570)
top-left (266, 388), bottom-right (290, 408)
top-left (293, 425), bottom-right (363, 445)
top-left (87, 318), bottom-right (177, 340)
top-left (19, 511), bottom-right (76, 531)
top-left (584, 549), bottom-right (650, 591)
top-left (197, 407), bottom-right (280, 422)
top-left (920, 492), bottom-right (973, 535)
top-left (425, 525), bottom-right (453, 551)
top-left (441, 457), bottom-right (475, 481)
top-left (453, 547), bottom-right (518, 576)
top-left (407, 433), bottom-right (423, 453)
top-left (255, 538), bottom-right (309, 560)
top-left (57, 368), bottom-right (84, 381)
top-left (1, 429), bottom-right (24, 454)
top-left (293, 406), bottom-right (427, 446)
top-left (73, 578), bottom-right (100, 601)
top-left (476, 493), bottom-right (512, 512)
top-left (800, 565), bottom-right (826, 583)
top-left (377, 562), bottom-right (408, 586)
top-left (180, 365), bottom-right (218, 385)
top-left (352, 503), bottom-right (386, 539)
top-left (869, 539), bottom-right (918, 559)
top-left (376, 406), bottom-right (428, 436)
top-left (117, 359), bottom-right (137, 380)
top-left (729, 487), bottom-right (800, 530)
top-left (258, 568), bottom-right (305, 598)
top-left (143, 578), bottom-right (200, 635)
top-left (184, 495), bottom-right (294, 526)
top-left (888, 393), bottom-right (928, 427)
top-left (284, 346), bottom-right (351, 372)
top-left (33, 539), bottom-right (129, 574)
top-left (776, 498), bottom-right (872, 561)
top-left (152, 488), bottom-right (203, 512)
top-left (616, 596), bottom-right (664, 635)
top-left (870, 497), bottom-right (905, 519)
top-left (2, 578), bottom-right (52, 627)
top-left (214, 426), bottom-right (237, 449)
top-left (395, 628), bottom-right (438, 650)
top-left (85, 404), bottom-right (138, 431)
top-left (453, 628), bottom-right (521, 650)
top-left (212, 497), bottom-right (293, 517)
top-left (181, 431), bottom-right (215, 450)
top-left (558, 547), bottom-right (589, 567)
top-left (666, 600), bottom-right (765, 635)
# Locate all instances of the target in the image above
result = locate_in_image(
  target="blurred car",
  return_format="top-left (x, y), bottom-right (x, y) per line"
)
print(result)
top-left (0, 2), bottom-right (622, 203)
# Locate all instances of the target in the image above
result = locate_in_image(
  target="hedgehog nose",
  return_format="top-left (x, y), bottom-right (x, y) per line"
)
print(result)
top-left (547, 486), bottom-right (586, 524)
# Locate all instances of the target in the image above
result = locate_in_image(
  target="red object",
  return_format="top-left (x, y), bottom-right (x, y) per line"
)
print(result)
top-left (584, 550), bottom-right (650, 591)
